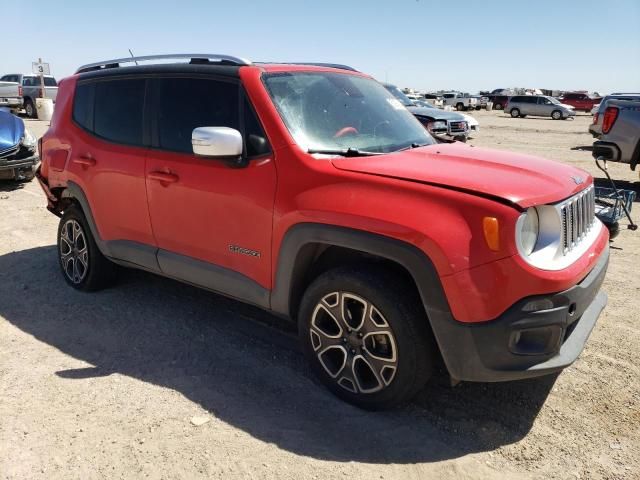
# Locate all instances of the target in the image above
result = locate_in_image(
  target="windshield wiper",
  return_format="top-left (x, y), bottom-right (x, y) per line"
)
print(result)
top-left (307, 147), bottom-right (385, 157)
top-left (394, 142), bottom-right (430, 152)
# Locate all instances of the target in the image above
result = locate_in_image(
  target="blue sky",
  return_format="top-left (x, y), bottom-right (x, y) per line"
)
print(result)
top-left (3, 0), bottom-right (639, 94)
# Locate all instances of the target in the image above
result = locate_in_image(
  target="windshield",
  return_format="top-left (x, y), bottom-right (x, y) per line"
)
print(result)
top-left (383, 85), bottom-right (414, 107)
top-left (264, 73), bottom-right (434, 153)
top-left (548, 97), bottom-right (562, 104)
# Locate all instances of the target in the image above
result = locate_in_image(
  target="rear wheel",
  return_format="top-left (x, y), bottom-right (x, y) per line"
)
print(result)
top-left (494, 102), bottom-right (503, 110)
top-left (551, 110), bottom-right (563, 120)
top-left (24, 99), bottom-right (36, 119)
top-left (57, 206), bottom-right (117, 291)
top-left (456, 103), bottom-right (465, 111)
top-left (298, 266), bottom-right (434, 410)
top-left (510, 108), bottom-right (521, 118)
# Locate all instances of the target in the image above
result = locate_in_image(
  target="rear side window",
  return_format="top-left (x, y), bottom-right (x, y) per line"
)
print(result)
top-left (93, 79), bottom-right (145, 146)
top-left (155, 78), bottom-right (239, 154)
top-left (73, 82), bottom-right (95, 131)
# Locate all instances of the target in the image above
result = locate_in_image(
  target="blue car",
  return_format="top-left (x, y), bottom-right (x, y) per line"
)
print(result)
top-left (0, 108), bottom-right (39, 181)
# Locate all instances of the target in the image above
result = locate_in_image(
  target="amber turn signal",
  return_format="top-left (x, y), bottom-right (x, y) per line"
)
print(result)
top-left (483, 217), bottom-right (500, 251)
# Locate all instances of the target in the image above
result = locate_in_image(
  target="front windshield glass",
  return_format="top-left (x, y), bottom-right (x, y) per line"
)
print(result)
top-left (548, 97), bottom-right (561, 104)
top-left (264, 72), bottom-right (434, 153)
top-left (383, 85), bottom-right (414, 107)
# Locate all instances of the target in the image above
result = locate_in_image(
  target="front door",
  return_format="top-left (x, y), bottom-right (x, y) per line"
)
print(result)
top-left (145, 76), bottom-right (276, 303)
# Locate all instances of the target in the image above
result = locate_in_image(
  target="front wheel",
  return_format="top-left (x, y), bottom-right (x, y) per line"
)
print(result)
top-left (551, 110), bottom-right (563, 120)
top-left (510, 108), bottom-right (521, 118)
top-left (494, 102), bottom-right (503, 110)
top-left (298, 266), bottom-right (434, 410)
top-left (57, 206), bottom-right (117, 291)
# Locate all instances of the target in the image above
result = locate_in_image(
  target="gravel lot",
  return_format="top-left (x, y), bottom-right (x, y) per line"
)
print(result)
top-left (1, 112), bottom-right (638, 480)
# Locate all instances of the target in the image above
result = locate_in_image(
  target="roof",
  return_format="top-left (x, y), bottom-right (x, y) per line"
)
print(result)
top-left (74, 54), bottom-right (363, 79)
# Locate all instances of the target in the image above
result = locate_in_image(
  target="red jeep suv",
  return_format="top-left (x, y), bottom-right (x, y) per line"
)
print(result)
top-left (37, 54), bottom-right (609, 409)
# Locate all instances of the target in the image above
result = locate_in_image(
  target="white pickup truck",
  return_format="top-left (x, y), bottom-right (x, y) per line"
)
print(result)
top-left (442, 92), bottom-right (478, 111)
top-left (0, 81), bottom-right (23, 111)
top-left (0, 74), bottom-right (58, 118)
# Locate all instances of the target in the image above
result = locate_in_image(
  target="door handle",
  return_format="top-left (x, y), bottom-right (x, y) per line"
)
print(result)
top-left (73, 155), bottom-right (96, 167)
top-left (148, 171), bottom-right (179, 183)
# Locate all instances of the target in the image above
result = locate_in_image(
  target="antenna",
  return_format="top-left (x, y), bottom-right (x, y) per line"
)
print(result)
top-left (128, 49), bottom-right (138, 65)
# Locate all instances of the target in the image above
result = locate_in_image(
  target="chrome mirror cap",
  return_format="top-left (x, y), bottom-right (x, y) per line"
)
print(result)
top-left (192, 127), bottom-right (243, 157)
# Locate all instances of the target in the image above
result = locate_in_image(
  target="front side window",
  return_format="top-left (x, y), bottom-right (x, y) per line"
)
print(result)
top-left (263, 72), bottom-right (433, 154)
top-left (94, 79), bottom-right (145, 146)
top-left (155, 78), bottom-right (239, 154)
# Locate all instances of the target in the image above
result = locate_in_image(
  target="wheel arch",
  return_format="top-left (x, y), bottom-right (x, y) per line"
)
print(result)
top-left (271, 224), bottom-right (452, 325)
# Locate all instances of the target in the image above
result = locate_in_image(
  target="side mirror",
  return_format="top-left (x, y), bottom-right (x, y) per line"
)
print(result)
top-left (192, 127), bottom-right (243, 158)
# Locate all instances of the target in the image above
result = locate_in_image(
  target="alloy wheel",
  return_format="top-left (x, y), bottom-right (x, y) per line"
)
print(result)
top-left (309, 292), bottom-right (398, 394)
top-left (59, 219), bottom-right (89, 284)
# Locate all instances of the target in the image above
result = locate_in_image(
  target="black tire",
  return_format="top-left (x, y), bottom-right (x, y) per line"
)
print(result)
top-left (298, 266), bottom-right (434, 410)
top-left (551, 110), bottom-right (563, 120)
top-left (24, 98), bottom-right (36, 119)
top-left (494, 102), bottom-right (503, 110)
top-left (456, 103), bottom-right (465, 111)
top-left (510, 108), bottom-right (520, 118)
top-left (57, 205), bottom-right (117, 291)
top-left (475, 106), bottom-right (481, 111)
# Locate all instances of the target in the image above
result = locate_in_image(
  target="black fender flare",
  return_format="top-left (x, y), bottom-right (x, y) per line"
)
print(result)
top-left (270, 223), bottom-right (453, 322)
top-left (61, 181), bottom-right (160, 272)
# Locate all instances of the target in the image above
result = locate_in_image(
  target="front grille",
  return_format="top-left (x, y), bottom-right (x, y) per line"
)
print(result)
top-left (0, 145), bottom-right (19, 159)
top-left (449, 121), bottom-right (467, 133)
top-left (561, 186), bottom-right (595, 253)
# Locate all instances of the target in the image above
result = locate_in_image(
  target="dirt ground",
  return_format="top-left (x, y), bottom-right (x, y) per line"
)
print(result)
top-left (1, 111), bottom-right (638, 480)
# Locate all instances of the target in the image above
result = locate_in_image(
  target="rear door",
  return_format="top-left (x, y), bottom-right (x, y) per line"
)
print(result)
top-left (145, 75), bottom-right (276, 301)
top-left (69, 77), bottom-right (157, 269)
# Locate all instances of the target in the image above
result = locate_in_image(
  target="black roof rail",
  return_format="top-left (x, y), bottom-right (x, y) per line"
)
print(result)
top-left (76, 54), bottom-right (251, 74)
top-left (256, 62), bottom-right (358, 72)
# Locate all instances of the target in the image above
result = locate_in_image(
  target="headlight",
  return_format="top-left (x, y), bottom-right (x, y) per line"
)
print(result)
top-left (21, 128), bottom-right (36, 149)
top-left (431, 121), bottom-right (446, 130)
top-left (517, 207), bottom-right (539, 256)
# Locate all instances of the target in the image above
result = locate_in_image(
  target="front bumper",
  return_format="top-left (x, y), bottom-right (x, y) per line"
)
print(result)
top-left (0, 153), bottom-right (40, 180)
top-left (433, 246), bottom-right (609, 382)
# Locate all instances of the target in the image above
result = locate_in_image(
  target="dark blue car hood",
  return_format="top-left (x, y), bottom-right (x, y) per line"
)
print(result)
top-left (0, 111), bottom-right (24, 151)
top-left (407, 105), bottom-right (466, 122)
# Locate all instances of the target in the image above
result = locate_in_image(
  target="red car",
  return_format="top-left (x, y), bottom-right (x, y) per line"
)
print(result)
top-left (37, 54), bottom-right (609, 409)
top-left (560, 92), bottom-right (602, 112)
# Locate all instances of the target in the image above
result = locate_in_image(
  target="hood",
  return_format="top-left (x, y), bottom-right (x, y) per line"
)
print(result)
top-left (331, 143), bottom-right (590, 208)
top-left (407, 105), bottom-right (465, 121)
top-left (460, 113), bottom-right (479, 127)
top-left (0, 111), bottom-right (24, 151)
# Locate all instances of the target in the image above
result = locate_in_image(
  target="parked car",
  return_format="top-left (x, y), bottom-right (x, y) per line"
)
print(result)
top-left (559, 92), bottom-right (602, 113)
top-left (459, 112), bottom-right (479, 136)
top-left (470, 95), bottom-right (488, 110)
top-left (0, 109), bottom-right (39, 181)
top-left (423, 93), bottom-right (444, 108)
top-left (505, 95), bottom-right (575, 120)
top-left (589, 93), bottom-right (640, 138)
top-left (486, 93), bottom-right (510, 110)
top-left (0, 81), bottom-right (23, 111)
top-left (384, 84), bottom-right (469, 141)
top-left (592, 98), bottom-right (640, 171)
top-left (38, 54), bottom-right (609, 409)
top-left (0, 74), bottom-right (58, 118)
top-left (442, 92), bottom-right (478, 111)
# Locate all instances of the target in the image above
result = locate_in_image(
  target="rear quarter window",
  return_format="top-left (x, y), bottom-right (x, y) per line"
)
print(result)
top-left (72, 82), bottom-right (95, 131)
